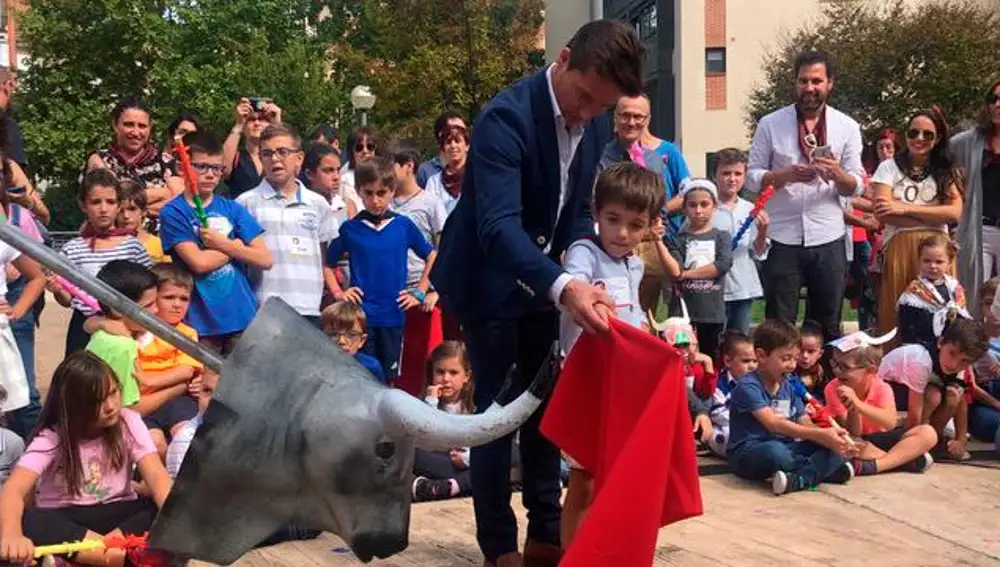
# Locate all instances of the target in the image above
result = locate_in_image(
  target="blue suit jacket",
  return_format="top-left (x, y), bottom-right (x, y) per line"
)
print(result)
top-left (431, 70), bottom-right (612, 324)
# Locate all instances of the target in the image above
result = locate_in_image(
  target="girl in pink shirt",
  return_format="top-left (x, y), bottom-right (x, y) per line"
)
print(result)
top-left (825, 335), bottom-right (937, 477)
top-left (0, 351), bottom-right (173, 567)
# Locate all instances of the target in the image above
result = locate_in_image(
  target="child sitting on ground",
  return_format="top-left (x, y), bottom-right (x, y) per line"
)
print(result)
top-left (652, 317), bottom-right (717, 447)
top-left (794, 320), bottom-right (826, 400)
top-left (727, 319), bottom-right (855, 495)
top-left (880, 317), bottom-right (988, 460)
top-left (706, 330), bottom-right (757, 457)
top-left (970, 278), bottom-right (1000, 455)
top-left (116, 179), bottom-right (169, 264)
top-left (0, 352), bottom-right (172, 567)
top-left (559, 162), bottom-right (663, 551)
top-left (412, 341), bottom-right (474, 502)
top-left (321, 300), bottom-right (385, 382)
top-left (824, 331), bottom-right (936, 475)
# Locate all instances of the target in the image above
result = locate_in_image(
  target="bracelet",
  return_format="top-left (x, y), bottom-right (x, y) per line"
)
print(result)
top-left (410, 289), bottom-right (426, 302)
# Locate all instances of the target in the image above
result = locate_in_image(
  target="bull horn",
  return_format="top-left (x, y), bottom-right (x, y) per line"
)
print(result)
top-left (647, 309), bottom-right (667, 332)
top-left (379, 343), bottom-right (559, 451)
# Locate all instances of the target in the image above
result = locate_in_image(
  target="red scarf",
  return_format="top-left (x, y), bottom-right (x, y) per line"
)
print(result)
top-left (80, 222), bottom-right (135, 250)
top-left (441, 164), bottom-right (464, 200)
top-left (797, 105), bottom-right (827, 161)
top-left (110, 142), bottom-right (161, 168)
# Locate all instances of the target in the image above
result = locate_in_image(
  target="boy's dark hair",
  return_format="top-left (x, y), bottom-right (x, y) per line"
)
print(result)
top-left (722, 329), bottom-right (753, 357)
top-left (182, 130), bottom-right (223, 156)
top-left (800, 320), bottom-right (824, 342)
top-left (96, 260), bottom-right (157, 314)
top-left (713, 148), bottom-right (747, 176)
top-left (793, 50), bottom-right (835, 79)
top-left (152, 262), bottom-right (194, 291)
top-left (355, 156), bottom-right (397, 191)
top-left (321, 301), bottom-right (367, 336)
top-left (80, 168), bottom-right (121, 202)
top-left (260, 123), bottom-right (302, 148)
top-left (940, 317), bottom-right (989, 360)
top-left (566, 20), bottom-right (645, 97)
top-left (389, 139), bottom-right (422, 169)
top-left (117, 178), bottom-right (147, 210)
top-left (592, 162), bottom-right (664, 220)
top-left (434, 110), bottom-right (466, 140)
top-left (753, 319), bottom-right (801, 353)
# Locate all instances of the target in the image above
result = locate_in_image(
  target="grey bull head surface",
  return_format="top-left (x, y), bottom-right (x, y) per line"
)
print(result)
top-left (0, 223), bottom-right (558, 565)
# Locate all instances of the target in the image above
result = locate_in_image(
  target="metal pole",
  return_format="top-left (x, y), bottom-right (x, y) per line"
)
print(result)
top-left (590, 0), bottom-right (602, 20)
top-left (0, 223), bottom-right (225, 373)
top-left (360, 110), bottom-right (368, 126)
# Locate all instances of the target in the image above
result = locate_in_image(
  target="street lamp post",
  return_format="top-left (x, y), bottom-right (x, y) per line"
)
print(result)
top-left (350, 85), bottom-right (376, 126)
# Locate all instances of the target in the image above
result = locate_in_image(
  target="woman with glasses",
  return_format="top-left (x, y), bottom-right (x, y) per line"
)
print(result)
top-left (954, 81), bottom-right (1000, 315)
top-left (222, 97), bottom-right (283, 198)
top-left (338, 127), bottom-right (379, 213)
top-left (872, 109), bottom-right (963, 335)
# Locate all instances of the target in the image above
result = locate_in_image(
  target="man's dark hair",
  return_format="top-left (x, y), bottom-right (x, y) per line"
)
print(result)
top-left (940, 317), bottom-right (989, 361)
top-left (182, 130), bottom-right (223, 157)
top-left (753, 319), bottom-right (801, 354)
top-left (793, 50), bottom-right (835, 80)
top-left (355, 156), bottom-right (397, 191)
top-left (712, 148), bottom-right (747, 176)
top-left (96, 260), bottom-right (157, 314)
top-left (566, 20), bottom-right (645, 96)
top-left (389, 139), bottom-right (422, 168)
top-left (434, 110), bottom-right (466, 141)
top-left (593, 161), bottom-right (664, 219)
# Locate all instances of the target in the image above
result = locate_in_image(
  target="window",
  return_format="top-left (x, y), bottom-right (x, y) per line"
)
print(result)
top-left (632, 3), bottom-right (657, 41)
top-left (706, 48), bottom-right (726, 75)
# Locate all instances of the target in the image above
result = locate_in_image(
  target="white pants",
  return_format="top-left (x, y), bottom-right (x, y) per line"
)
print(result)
top-left (982, 225), bottom-right (1000, 281)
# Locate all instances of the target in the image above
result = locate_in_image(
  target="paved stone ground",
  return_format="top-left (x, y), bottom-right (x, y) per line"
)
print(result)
top-left (32, 300), bottom-right (1000, 567)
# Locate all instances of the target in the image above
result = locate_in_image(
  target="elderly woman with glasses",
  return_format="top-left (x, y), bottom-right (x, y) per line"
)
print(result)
top-left (871, 109), bottom-right (963, 335)
top-left (222, 97), bottom-right (283, 198)
top-left (955, 81), bottom-right (1000, 316)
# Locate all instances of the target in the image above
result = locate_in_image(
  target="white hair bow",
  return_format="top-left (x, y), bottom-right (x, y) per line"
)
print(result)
top-left (828, 328), bottom-right (897, 353)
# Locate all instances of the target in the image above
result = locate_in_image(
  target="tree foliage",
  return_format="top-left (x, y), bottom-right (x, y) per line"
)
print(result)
top-left (14, 0), bottom-right (544, 230)
top-left (746, 0), bottom-right (1000, 141)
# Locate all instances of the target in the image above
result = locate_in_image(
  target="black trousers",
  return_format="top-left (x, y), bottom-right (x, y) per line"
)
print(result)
top-left (764, 238), bottom-right (847, 341)
top-left (414, 448), bottom-right (472, 495)
top-left (24, 498), bottom-right (156, 545)
top-left (464, 309), bottom-right (561, 561)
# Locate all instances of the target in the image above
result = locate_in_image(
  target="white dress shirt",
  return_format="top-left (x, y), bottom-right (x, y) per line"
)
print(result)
top-left (543, 64), bottom-right (584, 304)
top-left (746, 104), bottom-right (865, 247)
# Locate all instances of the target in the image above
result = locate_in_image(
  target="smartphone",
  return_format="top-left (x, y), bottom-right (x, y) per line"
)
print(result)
top-left (248, 97), bottom-right (271, 113)
top-left (7, 185), bottom-right (25, 195)
top-left (812, 145), bottom-right (835, 160)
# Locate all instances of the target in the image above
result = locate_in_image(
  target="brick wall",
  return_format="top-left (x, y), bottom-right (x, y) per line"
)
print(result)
top-left (704, 0), bottom-right (727, 110)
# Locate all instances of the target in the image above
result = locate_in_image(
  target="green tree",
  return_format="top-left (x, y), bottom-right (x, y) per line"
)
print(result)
top-left (746, 0), bottom-right (1000, 142)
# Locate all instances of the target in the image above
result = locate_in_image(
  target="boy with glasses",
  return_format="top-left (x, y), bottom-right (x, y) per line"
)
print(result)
top-left (321, 300), bottom-right (385, 382)
top-left (159, 131), bottom-right (273, 356)
top-left (237, 125), bottom-right (338, 326)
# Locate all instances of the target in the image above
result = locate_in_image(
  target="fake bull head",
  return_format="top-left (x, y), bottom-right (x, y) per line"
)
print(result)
top-left (647, 297), bottom-right (694, 346)
top-left (0, 223), bottom-right (557, 565)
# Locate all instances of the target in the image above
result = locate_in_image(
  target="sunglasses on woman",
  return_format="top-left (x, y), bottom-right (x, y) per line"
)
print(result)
top-left (987, 93), bottom-right (1000, 106)
top-left (355, 142), bottom-right (376, 152)
top-left (906, 128), bottom-right (936, 142)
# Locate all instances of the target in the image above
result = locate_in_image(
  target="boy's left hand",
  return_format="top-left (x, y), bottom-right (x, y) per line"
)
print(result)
top-left (837, 385), bottom-right (860, 410)
top-left (199, 227), bottom-right (232, 253)
top-left (397, 290), bottom-right (421, 311)
top-left (421, 291), bottom-right (440, 312)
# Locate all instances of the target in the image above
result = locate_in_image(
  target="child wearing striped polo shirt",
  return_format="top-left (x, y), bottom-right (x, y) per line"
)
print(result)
top-left (237, 124), bottom-right (338, 326)
top-left (325, 156), bottom-right (436, 383)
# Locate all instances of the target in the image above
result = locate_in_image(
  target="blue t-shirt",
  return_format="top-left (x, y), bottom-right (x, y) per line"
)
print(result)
top-left (355, 352), bottom-right (386, 383)
top-left (726, 372), bottom-right (806, 457)
top-left (325, 212), bottom-right (433, 328)
top-left (160, 193), bottom-right (265, 337)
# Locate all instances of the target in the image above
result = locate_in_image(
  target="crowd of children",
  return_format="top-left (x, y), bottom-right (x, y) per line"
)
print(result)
top-left (0, 111), bottom-right (998, 565)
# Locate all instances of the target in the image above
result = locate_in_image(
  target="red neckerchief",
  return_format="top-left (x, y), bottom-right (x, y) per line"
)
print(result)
top-left (441, 164), bottom-right (464, 200)
top-left (110, 142), bottom-right (160, 167)
top-left (80, 222), bottom-right (135, 251)
top-left (796, 105), bottom-right (827, 161)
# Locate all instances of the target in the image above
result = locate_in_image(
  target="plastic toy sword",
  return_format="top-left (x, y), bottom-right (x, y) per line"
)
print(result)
top-left (731, 185), bottom-right (775, 250)
top-left (51, 274), bottom-right (101, 313)
top-left (174, 138), bottom-right (209, 228)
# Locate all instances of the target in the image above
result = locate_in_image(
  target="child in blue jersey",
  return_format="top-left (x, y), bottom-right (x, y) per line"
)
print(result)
top-left (159, 131), bottom-right (273, 357)
top-left (325, 157), bottom-right (436, 382)
top-left (727, 319), bottom-right (856, 495)
top-left (321, 300), bottom-right (385, 382)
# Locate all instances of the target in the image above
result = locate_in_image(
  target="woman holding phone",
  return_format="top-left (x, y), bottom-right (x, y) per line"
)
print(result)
top-left (222, 97), bottom-right (283, 198)
top-left (871, 109), bottom-right (963, 335)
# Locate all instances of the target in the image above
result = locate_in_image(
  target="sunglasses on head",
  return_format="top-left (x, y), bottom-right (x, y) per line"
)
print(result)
top-left (987, 92), bottom-right (1000, 106)
top-left (906, 128), bottom-right (936, 142)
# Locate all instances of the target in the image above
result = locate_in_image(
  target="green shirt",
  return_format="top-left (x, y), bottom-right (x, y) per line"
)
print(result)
top-left (85, 330), bottom-right (140, 407)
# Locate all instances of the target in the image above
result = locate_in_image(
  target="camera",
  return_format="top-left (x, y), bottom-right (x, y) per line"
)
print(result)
top-left (248, 97), bottom-right (272, 113)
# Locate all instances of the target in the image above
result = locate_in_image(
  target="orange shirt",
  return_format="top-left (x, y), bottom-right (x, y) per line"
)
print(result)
top-left (823, 376), bottom-right (895, 435)
top-left (137, 322), bottom-right (202, 395)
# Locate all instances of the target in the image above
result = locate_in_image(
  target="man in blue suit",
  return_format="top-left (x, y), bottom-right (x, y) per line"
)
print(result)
top-left (431, 20), bottom-right (645, 567)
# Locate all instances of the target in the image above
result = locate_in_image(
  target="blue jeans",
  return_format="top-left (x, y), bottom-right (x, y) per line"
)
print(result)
top-left (464, 310), bottom-right (561, 561)
top-left (725, 299), bottom-right (754, 334)
top-left (969, 381), bottom-right (1000, 456)
top-left (5, 278), bottom-right (40, 439)
top-left (728, 439), bottom-right (846, 486)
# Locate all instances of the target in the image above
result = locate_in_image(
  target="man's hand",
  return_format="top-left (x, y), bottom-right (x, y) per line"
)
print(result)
top-left (397, 290), bottom-right (420, 311)
top-left (337, 287), bottom-right (364, 305)
top-left (837, 384), bottom-right (860, 411)
top-left (560, 278), bottom-right (613, 334)
top-left (780, 164), bottom-right (819, 186)
top-left (811, 156), bottom-right (848, 184)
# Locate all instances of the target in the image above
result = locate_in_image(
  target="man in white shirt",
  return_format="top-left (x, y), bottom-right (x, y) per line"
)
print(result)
top-left (746, 50), bottom-right (865, 341)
